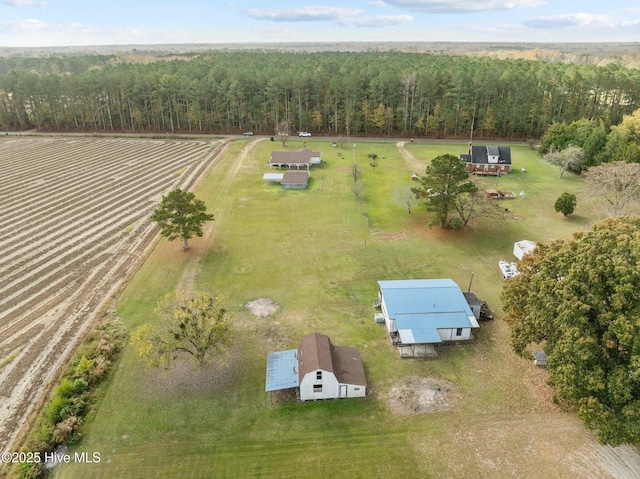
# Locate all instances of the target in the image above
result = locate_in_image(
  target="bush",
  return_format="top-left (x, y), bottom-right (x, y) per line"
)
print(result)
top-left (15, 317), bottom-right (128, 479)
top-left (554, 192), bottom-right (577, 216)
top-left (450, 217), bottom-right (463, 229)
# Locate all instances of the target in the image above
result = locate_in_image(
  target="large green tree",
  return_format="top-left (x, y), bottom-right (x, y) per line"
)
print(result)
top-left (412, 153), bottom-right (478, 228)
top-left (502, 216), bottom-right (640, 445)
top-left (151, 188), bottom-right (214, 250)
top-left (131, 290), bottom-right (233, 368)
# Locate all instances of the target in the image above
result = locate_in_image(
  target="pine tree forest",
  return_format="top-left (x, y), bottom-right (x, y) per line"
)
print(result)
top-left (1, 51), bottom-right (639, 139)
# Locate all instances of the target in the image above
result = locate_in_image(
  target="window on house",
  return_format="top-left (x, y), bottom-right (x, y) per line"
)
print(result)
top-left (316, 371), bottom-right (322, 380)
top-left (313, 384), bottom-right (323, 393)
top-left (354, 388), bottom-right (360, 391)
top-left (456, 328), bottom-right (463, 336)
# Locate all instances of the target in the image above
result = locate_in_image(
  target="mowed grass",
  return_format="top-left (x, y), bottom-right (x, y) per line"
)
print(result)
top-left (58, 138), bottom-right (601, 479)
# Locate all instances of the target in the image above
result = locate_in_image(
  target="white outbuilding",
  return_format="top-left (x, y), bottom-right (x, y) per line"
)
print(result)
top-left (513, 240), bottom-right (537, 260)
top-left (265, 333), bottom-right (367, 402)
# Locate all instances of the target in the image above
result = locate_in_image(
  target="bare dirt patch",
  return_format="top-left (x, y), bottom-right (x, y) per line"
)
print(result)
top-left (373, 231), bottom-right (407, 240)
top-left (246, 298), bottom-right (279, 317)
top-left (387, 376), bottom-right (460, 415)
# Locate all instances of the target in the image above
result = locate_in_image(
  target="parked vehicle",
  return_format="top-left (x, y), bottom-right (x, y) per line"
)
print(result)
top-left (243, 131), bottom-right (254, 136)
top-left (298, 131), bottom-right (311, 137)
top-left (499, 260), bottom-right (517, 279)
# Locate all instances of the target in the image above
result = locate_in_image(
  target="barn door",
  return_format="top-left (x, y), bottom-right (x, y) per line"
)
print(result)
top-left (339, 385), bottom-right (347, 398)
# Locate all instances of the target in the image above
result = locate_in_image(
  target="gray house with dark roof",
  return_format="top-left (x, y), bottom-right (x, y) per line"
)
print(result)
top-left (460, 144), bottom-right (511, 176)
top-left (265, 332), bottom-right (367, 401)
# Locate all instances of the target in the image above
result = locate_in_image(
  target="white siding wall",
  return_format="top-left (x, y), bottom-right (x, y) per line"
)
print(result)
top-left (380, 295), bottom-right (397, 333)
top-left (344, 384), bottom-right (366, 399)
top-left (299, 369), bottom-right (340, 401)
top-left (437, 327), bottom-right (472, 341)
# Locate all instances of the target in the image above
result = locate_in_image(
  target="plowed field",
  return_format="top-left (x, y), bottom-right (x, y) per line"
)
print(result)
top-left (0, 136), bottom-right (226, 451)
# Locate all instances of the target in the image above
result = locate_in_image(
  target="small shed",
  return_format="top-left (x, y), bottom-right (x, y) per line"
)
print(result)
top-left (513, 240), bottom-right (536, 260)
top-left (463, 292), bottom-right (482, 321)
top-left (533, 351), bottom-right (548, 367)
top-left (281, 170), bottom-right (310, 189)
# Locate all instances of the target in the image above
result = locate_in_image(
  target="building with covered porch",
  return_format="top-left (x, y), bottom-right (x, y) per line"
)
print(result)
top-left (377, 279), bottom-right (480, 358)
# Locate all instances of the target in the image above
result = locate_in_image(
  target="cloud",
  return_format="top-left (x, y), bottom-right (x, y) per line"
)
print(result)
top-left (0, 18), bottom-right (142, 45)
top-left (246, 6), bottom-right (364, 22)
top-left (345, 15), bottom-right (413, 27)
top-left (1, 0), bottom-right (48, 6)
top-left (245, 5), bottom-right (411, 28)
top-left (0, 18), bottom-right (49, 31)
top-left (381, 0), bottom-right (546, 13)
top-left (524, 13), bottom-right (619, 29)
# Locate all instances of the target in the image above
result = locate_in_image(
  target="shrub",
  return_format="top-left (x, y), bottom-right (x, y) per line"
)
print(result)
top-left (74, 356), bottom-right (95, 382)
top-left (554, 192), bottom-right (577, 216)
top-left (51, 415), bottom-right (83, 445)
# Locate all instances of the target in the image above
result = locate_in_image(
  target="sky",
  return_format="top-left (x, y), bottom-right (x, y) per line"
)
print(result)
top-left (1, 0), bottom-right (639, 48)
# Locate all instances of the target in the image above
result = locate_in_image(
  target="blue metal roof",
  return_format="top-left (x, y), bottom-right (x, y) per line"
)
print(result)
top-left (378, 279), bottom-right (474, 322)
top-left (265, 349), bottom-right (299, 392)
top-left (377, 279), bottom-right (477, 345)
top-left (398, 327), bottom-right (442, 344)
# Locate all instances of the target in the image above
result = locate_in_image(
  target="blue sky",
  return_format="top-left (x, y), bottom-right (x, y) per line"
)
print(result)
top-left (1, 1), bottom-right (639, 47)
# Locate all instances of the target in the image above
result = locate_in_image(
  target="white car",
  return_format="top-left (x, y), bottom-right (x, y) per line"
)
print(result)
top-left (298, 131), bottom-right (311, 137)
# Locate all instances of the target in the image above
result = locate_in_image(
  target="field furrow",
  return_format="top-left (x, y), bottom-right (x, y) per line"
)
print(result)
top-left (0, 136), bottom-right (227, 453)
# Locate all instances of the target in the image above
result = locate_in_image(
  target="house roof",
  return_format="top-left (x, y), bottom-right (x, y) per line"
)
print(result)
top-left (282, 170), bottom-right (310, 186)
top-left (270, 148), bottom-right (321, 166)
top-left (378, 279), bottom-right (479, 344)
top-left (461, 145), bottom-right (511, 165)
top-left (298, 332), bottom-right (366, 386)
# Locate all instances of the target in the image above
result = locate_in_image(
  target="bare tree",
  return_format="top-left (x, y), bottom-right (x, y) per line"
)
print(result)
top-left (582, 162), bottom-right (640, 217)
top-left (395, 186), bottom-right (415, 214)
top-left (453, 183), bottom-right (508, 227)
top-left (402, 72), bottom-right (417, 133)
top-left (543, 145), bottom-right (585, 178)
top-left (350, 161), bottom-right (362, 184)
top-left (276, 120), bottom-right (289, 147)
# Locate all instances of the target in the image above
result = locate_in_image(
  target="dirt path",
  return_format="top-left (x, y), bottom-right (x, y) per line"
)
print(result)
top-left (0, 137), bottom-right (229, 454)
top-left (175, 138), bottom-right (263, 294)
top-left (396, 141), bottom-right (426, 173)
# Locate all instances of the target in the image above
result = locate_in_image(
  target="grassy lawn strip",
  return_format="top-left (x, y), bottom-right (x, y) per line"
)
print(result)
top-left (56, 138), bottom-right (598, 478)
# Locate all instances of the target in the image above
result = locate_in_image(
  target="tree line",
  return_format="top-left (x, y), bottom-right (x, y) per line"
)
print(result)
top-left (1, 51), bottom-right (640, 139)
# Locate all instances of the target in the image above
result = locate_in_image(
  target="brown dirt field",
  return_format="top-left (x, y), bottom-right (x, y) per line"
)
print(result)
top-left (0, 136), bottom-right (229, 454)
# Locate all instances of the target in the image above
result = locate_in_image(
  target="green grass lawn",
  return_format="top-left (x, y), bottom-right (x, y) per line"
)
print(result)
top-left (57, 138), bottom-right (602, 479)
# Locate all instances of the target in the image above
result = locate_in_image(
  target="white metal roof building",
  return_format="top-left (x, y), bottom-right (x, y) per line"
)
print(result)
top-left (513, 240), bottom-right (537, 260)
